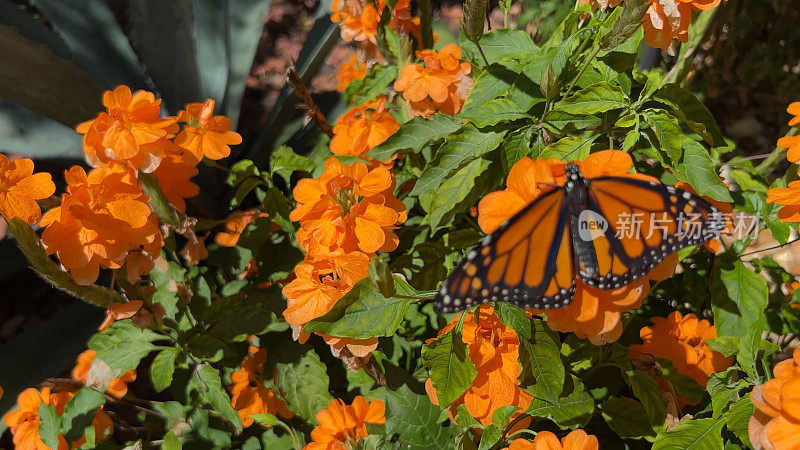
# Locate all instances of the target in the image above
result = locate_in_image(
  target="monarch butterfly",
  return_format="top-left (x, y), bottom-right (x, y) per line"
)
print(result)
top-left (434, 162), bottom-right (726, 314)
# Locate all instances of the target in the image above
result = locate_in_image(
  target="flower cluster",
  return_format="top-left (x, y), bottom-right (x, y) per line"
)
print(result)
top-left (3, 387), bottom-right (113, 449)
top-left (507, 430), bottom-right (599, 449)
top-left (628, 311), bottom-right (732, 387)
top-left (229, 343), bottom-right (293, 427)
top-left (40, 164), bottom-right (164, 285)
top-left (283, 158), bottom-right (405, 363)
top-left (42, 85), bottom-right (241, 285)
top-left (330, 96), bottom-right (399, 157)
top-left (749, 348), bottom-right (800, 450)
top-left (72, 349), bottom-right (137, 398)
top-left (767, 102), bottom-right (800, 222)
top-left (331, 0), bottom-right (424, 61)
top-left (394, 43), bottom-right (474, 118)
top-left (426, 304), bottom-right (533, 427)
top-left (304, 396), bottom-right (385, 449)
top-left (0, 154), bottom-right (55, 224)
top-left (477, 151), bottom-right (677, 344)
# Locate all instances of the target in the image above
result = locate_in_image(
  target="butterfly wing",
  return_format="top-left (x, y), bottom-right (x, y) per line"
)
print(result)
top-left (578, 177), bottom-right (725, 289)
top-left (435, 189), bottom-right (577, 314)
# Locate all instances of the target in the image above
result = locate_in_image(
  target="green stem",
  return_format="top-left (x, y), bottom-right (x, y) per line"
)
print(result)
top-left (563, 45), bottom-right (602, 99)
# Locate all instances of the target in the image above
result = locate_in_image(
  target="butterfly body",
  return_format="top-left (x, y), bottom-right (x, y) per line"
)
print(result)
top-left (435, 163), bottom-right (726, 314)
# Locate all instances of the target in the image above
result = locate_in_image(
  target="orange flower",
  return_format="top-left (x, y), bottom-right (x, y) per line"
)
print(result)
top-left (304, 396), bottom-right (386, 450)
top-left (282, 251), bottom-right (370, 327)
top-left (394, 43), bottom-right (474, 118)
top-left (76, 85), bottom-right (178, 172)
top-left (175, 99), bottom-right (242, 163)
top-left (780, 102), bottom-right (800, 163)
top-left (629, 311), bottom-right (732, 387)
top-left (426, 304), bottom-right (532, 427)
top-left (749, 348), bottom-right (800, 450)
top-left (785, 281), bottom-right (800, 310)
top-left (40, 164), bottom-right (163, 285)
top-left (330, 96), bottom-right (400, 157)
top-left (229, 347), bottom-right (294, 427)
top-left (3, 387), bottom-right (113, 450)
top-left (153, 139), bottom-right (200, 212)
top-left (336, 53), bottom-right (367, 92)
top-left (98, 300), bottom-right (144, 331)
top-left (767, 179), bottom-right (800, 222)
top-left (180, 232), bottom-right (209, 265)
top-left (71, 349), bottom-right (136, 398)
top-left (507, 430), bottom-right (599, 449)
top-left (214, 209), bottom-right (270, 247)
top-left (643, 0), bottom-right (723, 49)
top-left (290, 157), bottom-right (406, 257)
top-left (0, 155), bottom-right (56, 223)
top-left (477, 151), bottom-right (676, 344)
top-left (331, 0), bottom-right (383, 46)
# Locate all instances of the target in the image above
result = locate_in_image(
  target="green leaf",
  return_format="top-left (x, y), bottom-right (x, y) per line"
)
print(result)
top-left (553, 82), bottom-right (629, 115)
top-left (598, 0), bottom-right (649, 51)
top-left (705, 336), bottom-right (740, 357)
top-left (163, 430), bottom-right (182, 450)
top-left (61, 387), bottom-right (105, 443)
top-left (460, 29), bottom-right (537, 65)
top-left (523, 321), bottom-right (564, 404)
top-left (538, 134), bottom-right (598, 161)
top-left (494, 303), bottom-right (531, 340)
top-left (191, 365), bottom-right (243, 430)
top-left (38, 403), bottom-right (62, 449)
top-left (726, 396), bottom-right (753, 447)
top-left (462, 64), bottom-right (515, 110)
top-left (628, 370), bottom-right (667, 427)
top-left (268, 145), bottom-right (315, 184)
top-left (644, 110), bottom-right (684, 164)
top-left (422, 329), bottom-right (478, 406)
top-left (601, 397), bottom-right (655, 438)
top-left (187, 334), bottom-right (233, 362)
top-left (383, 384), bottom-right (454, 448)
top-left (250, 413), bottom-right (282, 426)
top-left (366, 114), bottom-right (461, 160)
top-left (503, 126), bottom-right (534, 166)
top-left (675, 139), bottom-right (732, 202)
top-left (541, 110), bottom-right (603, 134)
top-left (150, 348), bottom-right (177, 393)
top-left (491, 405), bottom-right (520, 428)
top-left (712, 260), bottom-right (768, 337)
top-left (209, 306), bottom-right (273, 341)
top-left (652, 416), bottom-right (726, 450)
top-left (349, 65), bottom-right (397, 105)
top-left (654, 83), bottom-right (725, 147)
top-left (736, 317), bottom-right (769, 381)
top-left (88, 321), bottom-right (160, 372)
top-left (411, 125), bottom-right (504, 197)
top-left (304, 277), bottom-right (414, 339)
top-left (707, 369), bottom-right (747, 417)
top-left (459, 99), bottom-right (527, 128)
top-left (526, 375), bottom-right (594, 428)
top-left (425, 158), bottom-right (490, 229)
top-left (139, 172), bottom-right (180, 226)
top-left (275, 349), bottom-right (334, 424)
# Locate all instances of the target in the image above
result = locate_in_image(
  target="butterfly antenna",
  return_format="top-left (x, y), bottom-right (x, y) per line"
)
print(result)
top-left (740, 236), bottom-right (800, 257)
top-left (536, 182), bottom-right (560, 188)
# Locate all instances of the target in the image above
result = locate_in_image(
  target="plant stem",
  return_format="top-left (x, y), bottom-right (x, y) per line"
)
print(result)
top-left (563, 45), bottom-right (602, 99)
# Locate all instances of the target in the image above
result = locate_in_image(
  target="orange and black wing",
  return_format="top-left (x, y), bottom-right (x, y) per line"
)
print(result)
top-left (434, 189), bottom-right (577, 314)
top-left (579, 177), bottom-right (725, 289)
